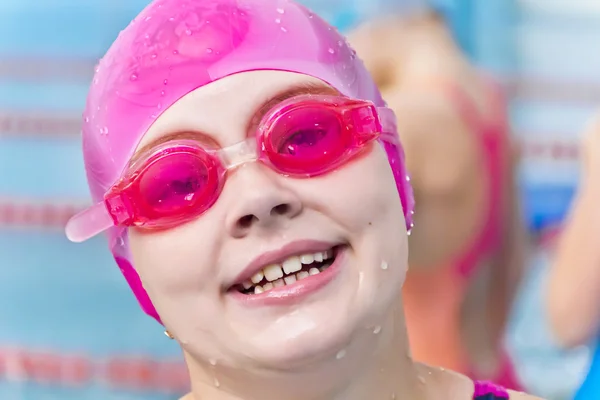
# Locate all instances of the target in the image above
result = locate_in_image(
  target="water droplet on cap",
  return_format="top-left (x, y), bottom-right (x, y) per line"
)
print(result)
top-left (276, 7), bottom-right (285, 14)
top-left (84, 117), bottom-right (90, 123)
top-left (151, 53), bottom-right (157, 59)
top-left (160, 90), bottom-right (166, 97)
top-left (100, 127), bottom-right (109, 135)
top-left (328, 48), bottom-right (335, 54)
top-left (129, 73), bottom-right (138, 81)
top-left (116, 237), bottom-right (125, 247)
top-left (206, 48), bottom-right (213, 54)
top-left (172, 49), bottom-right (179, 55)
top-left (373, 326), bottom-right (382, 334)
top-left (163, 79), bottom-right (168, 85)
top-left (280, 26), bottom-right (287, 32)
top-left (185, 28), bottom-right (192, 35)
top-left (275, 18), bottom-right (281, 23)
top-left (337, 40), bottom-right (343, 47)
top-left (336, 349), bottom-right (346, 359)
top-left (308, 13), bottom-right (314, 18)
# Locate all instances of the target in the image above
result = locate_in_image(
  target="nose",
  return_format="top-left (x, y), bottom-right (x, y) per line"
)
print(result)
top-left (225, 165), bottom-right (303, 238)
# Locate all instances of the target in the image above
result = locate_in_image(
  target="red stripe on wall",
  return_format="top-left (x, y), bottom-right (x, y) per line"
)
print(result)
top-left (0, 201), bottom-right (86, 229)
top-left (0, 348), bottom-right (188, 393)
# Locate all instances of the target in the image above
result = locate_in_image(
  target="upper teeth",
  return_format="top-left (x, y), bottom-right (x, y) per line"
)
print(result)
top-left (242, 249), bottom-right (333, 290)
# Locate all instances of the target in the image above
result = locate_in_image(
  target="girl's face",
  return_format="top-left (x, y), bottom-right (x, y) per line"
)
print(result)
top-left (128, 70), bottom-right (408, 371)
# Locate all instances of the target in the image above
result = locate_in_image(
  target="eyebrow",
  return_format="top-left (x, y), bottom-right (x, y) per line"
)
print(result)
top-left (130, 81), bottom-right (340, 164)
top-left (246, 81), bottom-right (340, 132)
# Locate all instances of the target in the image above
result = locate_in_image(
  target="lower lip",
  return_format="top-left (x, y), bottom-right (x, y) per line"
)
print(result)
top-left (229, 247), bottom-right (346, 307)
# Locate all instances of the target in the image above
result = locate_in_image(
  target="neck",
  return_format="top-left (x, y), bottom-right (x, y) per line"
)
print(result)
top-left (184, 303), bottom-right (429, 400)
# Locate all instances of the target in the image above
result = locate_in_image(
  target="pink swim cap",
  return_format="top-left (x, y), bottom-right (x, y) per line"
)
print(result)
top-left (82, 0), bottom-right (414, 322)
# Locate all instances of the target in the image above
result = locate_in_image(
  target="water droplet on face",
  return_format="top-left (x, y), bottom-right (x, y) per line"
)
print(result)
top-left (280, 26), bottom-right (287, 32)
top-left (275, 18), bottom-right (281, 24)
top-left (380, 261), bottom-right (388, 270)
top-left (336, 349), bottom-right (346, 360)
top-left (209, 358), bottom-right (217, 366)
top-left (328, 48), bottom-right (335, 54)
top-left (337, 40), bottom-right (343, 47)
top-left (391, 393), bottom-right (397, 399)
top-left (276, 7), bottom-right (285, 14)
top-left (418, 376), bottom-right (426, 384)
top-left (206, 48), bottom-right (213, 54)
top-left (373, 326), bottom-right (382, 334)
top-left (214, 377), bottom-right (220, 387)
top-left (129, 73), bottom-right (138, 81)
top-left (100, 127), bottom-right (109, 135)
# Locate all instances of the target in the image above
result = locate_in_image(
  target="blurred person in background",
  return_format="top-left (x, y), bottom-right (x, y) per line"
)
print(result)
top-left (542, 112), bottom-right (600, 400)
top-left (348, 0), bottom-right (526, 389)
top-left (63, 0), bottom-right (544, 398)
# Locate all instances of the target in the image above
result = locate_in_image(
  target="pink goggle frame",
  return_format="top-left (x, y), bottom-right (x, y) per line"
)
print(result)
top-left (66, 95), bottom-right (399, 242)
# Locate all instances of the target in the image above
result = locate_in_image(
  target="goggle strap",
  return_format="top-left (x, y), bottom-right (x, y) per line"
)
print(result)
top-left (65, 201), bottom-right (115, 243)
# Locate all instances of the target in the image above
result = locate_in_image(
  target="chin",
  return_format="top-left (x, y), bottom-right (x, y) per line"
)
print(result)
top-left (237, 282), bottom-right (365, 371)
top-left (243, 319), bottom-right (359, 372)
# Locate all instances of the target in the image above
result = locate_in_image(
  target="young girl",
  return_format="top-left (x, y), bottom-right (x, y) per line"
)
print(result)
top-left (66, 0), bottom-right (540, 398)
top-left (349, 5), bottom-right (525, 388)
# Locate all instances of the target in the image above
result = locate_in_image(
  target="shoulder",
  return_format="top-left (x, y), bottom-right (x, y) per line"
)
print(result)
top-left (507, 389), bottom-right (545, 400)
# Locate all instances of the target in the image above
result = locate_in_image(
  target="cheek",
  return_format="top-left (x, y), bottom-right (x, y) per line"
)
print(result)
top-left (128, 227), bottom-right (220, 319)
top-left (314, 145), bottom-right (404, 231)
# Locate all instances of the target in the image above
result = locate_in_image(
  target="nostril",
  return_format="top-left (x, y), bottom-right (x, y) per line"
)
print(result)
top-left (238, 214), bottom-right (256, 229)
top-left (271, 204), bottom-right (290, 216)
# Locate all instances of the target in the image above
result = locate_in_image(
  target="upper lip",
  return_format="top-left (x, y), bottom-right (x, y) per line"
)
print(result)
top-left (228, 240), bottom-right (342, 288)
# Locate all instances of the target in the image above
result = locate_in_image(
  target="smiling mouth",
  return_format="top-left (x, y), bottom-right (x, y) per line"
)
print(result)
top-left (232, 246), bottom-right (340, 295)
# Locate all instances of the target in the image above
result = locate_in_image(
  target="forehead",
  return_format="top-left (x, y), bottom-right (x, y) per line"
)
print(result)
top-left (137, 70), bottom-right (333, 150)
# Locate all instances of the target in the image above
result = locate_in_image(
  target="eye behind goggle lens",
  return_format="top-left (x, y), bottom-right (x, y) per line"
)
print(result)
top-left (139, 152), bottom-right (212, 216)
top-left (268, 107), bottom-right (349, 174)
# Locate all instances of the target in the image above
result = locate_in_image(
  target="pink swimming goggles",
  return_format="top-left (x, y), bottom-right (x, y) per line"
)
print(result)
top-left (66, 94), bottom-right (398, 242)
